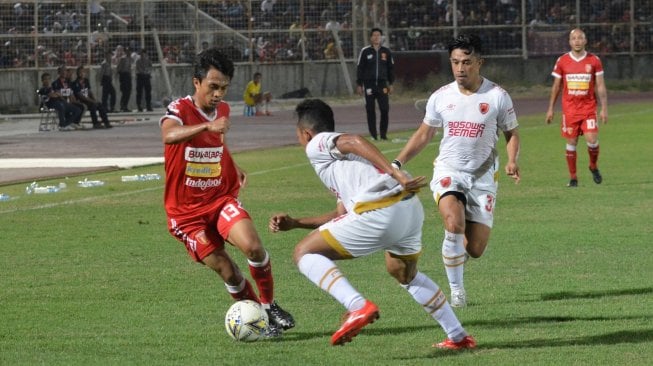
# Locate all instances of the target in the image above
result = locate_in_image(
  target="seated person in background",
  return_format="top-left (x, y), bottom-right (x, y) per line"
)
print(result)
top-left (71, 65), bottom-right (113, 129)
top-left (52, 65), bottom-right (85, 125)
top-left (243, 72), bottom-right (272, 116)
top-left (38, 72), bottom-right (83, 131)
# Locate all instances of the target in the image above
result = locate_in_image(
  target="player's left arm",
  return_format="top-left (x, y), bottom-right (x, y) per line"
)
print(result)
top-left (595, 73), bottom-right (608, 125)
top-left (503, 127), bottom-right (521, 184)
top-left (269, 202), bottom-right (345, 232)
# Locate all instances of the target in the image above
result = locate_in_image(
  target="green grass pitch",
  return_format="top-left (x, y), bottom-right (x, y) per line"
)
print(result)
top-left (1, 102), bottom-right (652, 365)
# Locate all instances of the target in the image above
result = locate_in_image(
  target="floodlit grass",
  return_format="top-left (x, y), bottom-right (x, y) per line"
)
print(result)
top-left (1, 102), bottom-right (652, 365)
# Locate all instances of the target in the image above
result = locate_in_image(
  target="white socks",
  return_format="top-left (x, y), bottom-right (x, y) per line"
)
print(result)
top-left (401, 272), bottom-right (467, 341)
top-left (297, 253), bottom-right (365, 311)
top-left (442, 231), bottom-right (466, 292)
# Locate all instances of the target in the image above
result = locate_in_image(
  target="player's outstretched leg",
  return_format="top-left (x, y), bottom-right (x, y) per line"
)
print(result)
top-left (400, 271), bottom-right (476, 350)
top-left (248, 252), bottom-right (296, 330)
top-left (263, 301), bottom-right (295, 330)
top-left (297, 253), bottom-right (379, 345)
top-left (331, 300), bottom-right (380, 346)
top-left (434, 336), bottom-right (477, 350)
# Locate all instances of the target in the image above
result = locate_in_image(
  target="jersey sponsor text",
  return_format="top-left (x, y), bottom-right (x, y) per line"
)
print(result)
top-left (185, 147), bottom-right (224, 162)
top-left (447, 121), bottom-right (486, 138)
top-left (185, 163), bottom-right (221, 178)
top-left (185, 176), bottom-right (223, 190)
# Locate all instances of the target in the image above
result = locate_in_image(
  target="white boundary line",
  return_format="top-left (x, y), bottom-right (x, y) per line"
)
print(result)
top-left (0, 157), bottom-right (164, 168)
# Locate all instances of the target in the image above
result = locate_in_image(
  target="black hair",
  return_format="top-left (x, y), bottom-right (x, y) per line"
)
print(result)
top-left (447, 34), bottom-right (483, 57)
top-left (253, 72), bottom-right (262, 78)
top-left (41, 72), bottom-right (50, 81)
top-left (370, 27), bottom-right (383, 36)
top-left (295, 99), bottom-right (335, 133)
top-left (193, 48), bottom-right (234, 81)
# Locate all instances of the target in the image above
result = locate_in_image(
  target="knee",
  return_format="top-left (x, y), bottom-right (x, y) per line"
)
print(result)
top-left (466, 241), bottom-right (487, 258)
top-left (443, 217), bottom-right (464, 233)
top-left (292, 244), bottom-right (309, 265)
top-left (386, 259), bottom-right (416, 285)
top-left (241, 243), bottom-right (266, 262)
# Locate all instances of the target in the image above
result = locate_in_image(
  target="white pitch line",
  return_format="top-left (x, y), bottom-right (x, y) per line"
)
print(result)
top-left (0, 186), bottom-right (162, 214)
top-left (0, 157), bottom-right (164, 169)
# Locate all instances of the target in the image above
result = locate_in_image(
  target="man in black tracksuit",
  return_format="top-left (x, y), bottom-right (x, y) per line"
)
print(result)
top-left (356, 27), bottom-right (395, 141)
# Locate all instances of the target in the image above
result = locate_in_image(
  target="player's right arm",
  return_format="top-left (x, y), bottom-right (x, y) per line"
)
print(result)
top-left (546, 76), bottom-right (562, 124)
top-left (161, 116), bottom-right (229, 144)
top-left (394, 122), bottom-right (437, 167)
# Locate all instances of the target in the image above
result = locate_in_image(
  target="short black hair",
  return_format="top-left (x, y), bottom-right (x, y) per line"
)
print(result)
top-left (370, 27), bottom-right (383, 36)
top-left (447, 34), bottom-right (483, 57)
top-left (295, 99), bottom-right (335, 133)
top-left (194, 48), bottom-right (234, 81)
top-left (41, 72), bottom-right (50, 81)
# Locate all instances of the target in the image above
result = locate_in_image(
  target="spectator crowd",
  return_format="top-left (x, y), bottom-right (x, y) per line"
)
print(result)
top-left (0, 1), bottom-right (652, 69)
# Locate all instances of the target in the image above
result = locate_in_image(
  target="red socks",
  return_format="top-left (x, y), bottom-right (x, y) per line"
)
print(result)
top-left (229, 279), bottom-right (260, 302)
top-left (249, 257), bottom-right (274, 304)
top-left (566, 149), bottom-right (577, 179)
top-left (588, 145), bottom-right (600, 170)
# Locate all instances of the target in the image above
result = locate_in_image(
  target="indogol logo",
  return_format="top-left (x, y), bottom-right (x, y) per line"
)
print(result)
top-left (479, 102), bottom-right (489, 114)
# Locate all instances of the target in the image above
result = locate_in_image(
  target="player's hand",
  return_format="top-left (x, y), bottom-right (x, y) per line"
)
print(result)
top-left (545, 110), bottom-right (554, 124)
top-left (356, 85), bottom-right (363, 96)
top-left (235, 164), bottom-right (248, 188)
top-left (269, 214), bottom-right (294, 232)
top-left (600, 109), bottom-right (608, 125)
top-left (207, 116), bottom-right (230, 134)
top-left (505, 163), bottom-right (520, 184)
top-left (393, 169), bottom-right (427, 191)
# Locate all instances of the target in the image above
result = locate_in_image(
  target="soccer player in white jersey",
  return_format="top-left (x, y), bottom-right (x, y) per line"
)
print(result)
top-left (393, 34), bottom-right (521, 308)
top-left (269, 99), bottom-right (477, 349)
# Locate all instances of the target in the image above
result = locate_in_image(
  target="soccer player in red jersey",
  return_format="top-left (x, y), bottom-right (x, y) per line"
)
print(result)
top-left (159, 48), bottom-right (294, 336)
top-left (546, 28), bottom-right (608, 187)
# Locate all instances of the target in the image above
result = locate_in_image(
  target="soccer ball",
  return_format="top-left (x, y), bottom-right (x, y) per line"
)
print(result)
top-left (224, 300), bottom-right (269, 342)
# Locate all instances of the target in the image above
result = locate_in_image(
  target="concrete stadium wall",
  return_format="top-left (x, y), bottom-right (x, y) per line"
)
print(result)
top-left (2, 54), bottom-right (651, 113)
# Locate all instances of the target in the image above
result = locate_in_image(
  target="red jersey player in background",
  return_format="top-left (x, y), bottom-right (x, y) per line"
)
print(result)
top-left (546, 28), bottom-right (608, 187)
top-left (159, 48), bottom-right (294, 337)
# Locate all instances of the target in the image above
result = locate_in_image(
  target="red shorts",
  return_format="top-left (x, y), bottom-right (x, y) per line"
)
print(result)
top-left (167, 196), bottom-right (251, 262)
top-left (561, 113), bottom-right (599, 138)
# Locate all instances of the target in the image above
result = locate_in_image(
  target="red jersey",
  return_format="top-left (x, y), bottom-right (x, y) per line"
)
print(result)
top-left (161, 96), bottom-right (240, 218)
top-left (551, 51), bottom-right (604, 118)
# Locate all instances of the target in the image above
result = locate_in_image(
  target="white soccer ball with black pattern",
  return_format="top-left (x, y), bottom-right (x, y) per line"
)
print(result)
top-left (224, 300), bottom-right (269, 341)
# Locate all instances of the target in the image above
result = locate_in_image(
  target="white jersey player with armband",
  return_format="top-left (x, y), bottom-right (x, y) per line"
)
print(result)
top-left (394, 34), bottom-right (521, 308)
top-left (269, 98), bottom-right (477, 349)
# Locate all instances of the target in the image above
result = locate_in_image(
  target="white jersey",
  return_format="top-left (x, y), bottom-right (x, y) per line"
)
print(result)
top-left (305, 132), bottom-right (403, 213)
top-left (424, 78), bottom-right (518, 176)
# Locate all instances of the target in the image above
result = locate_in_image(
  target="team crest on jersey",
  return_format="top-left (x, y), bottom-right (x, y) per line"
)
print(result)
top-left (446, 104), bottom-right (455, 110)
top-left (585, 64), bottom-right (592, 73)
top-left (479, 103), bottom-right (489, 114)
top-left (440, 177), bottom-right (451, 188)
top-left (381, 53), bottom-right (387, 61)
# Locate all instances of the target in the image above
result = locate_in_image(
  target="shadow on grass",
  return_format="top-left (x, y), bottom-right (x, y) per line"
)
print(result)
top-left (539, 286), bottom-right (653, 301)
top-left (388, 328), bottom-right (653, 361)
top-left (465, 314), bottom-right (652, 328)
top-left (483, 328), bottom-right (653, 349)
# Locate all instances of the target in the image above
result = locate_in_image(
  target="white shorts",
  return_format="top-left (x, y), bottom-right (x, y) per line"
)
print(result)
top-left (430, 164), bottom-right (499, 228)
top-left (319, 195), bottom-right (424, 259)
